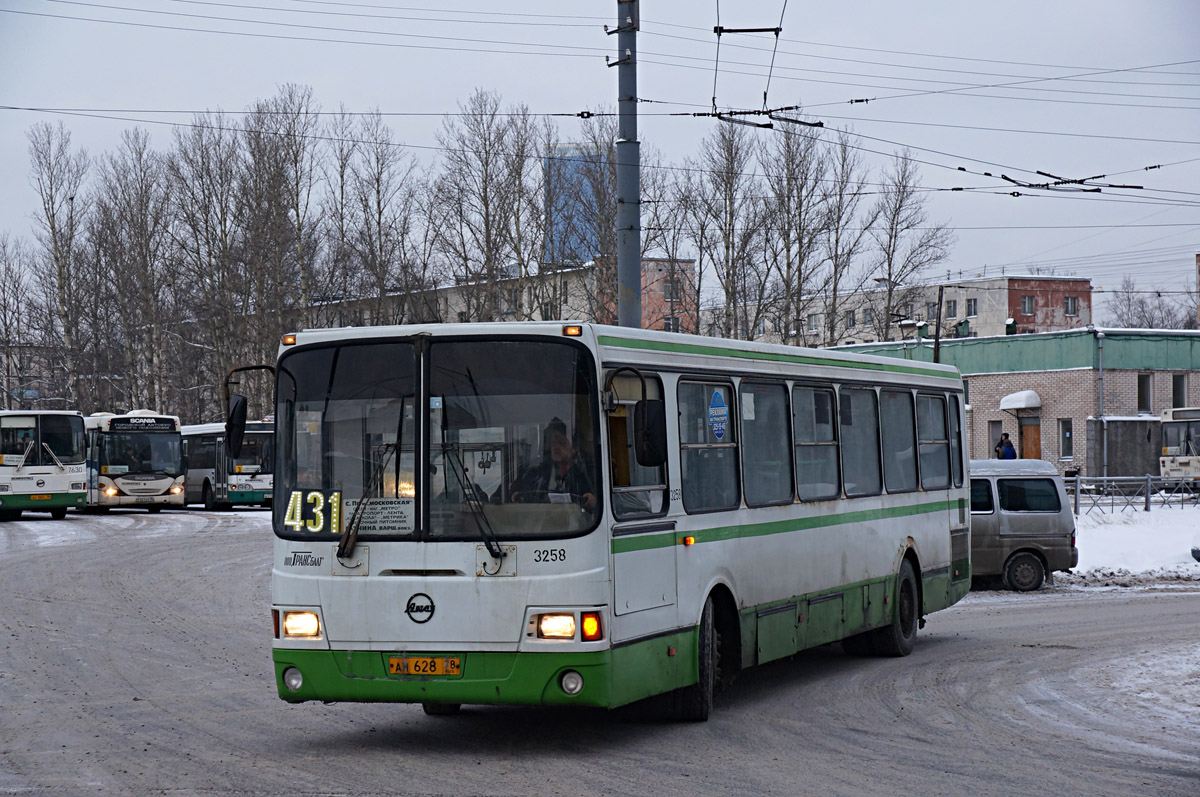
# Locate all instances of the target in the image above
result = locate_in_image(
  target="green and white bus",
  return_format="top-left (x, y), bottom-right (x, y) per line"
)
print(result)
top-left (263, 323), bottom-right (970, 719)
top-left (0, 410), bottom-right (87, 520)
top-left (181, 420), bottom-right (274, 510)
top-left (84, 411), bottom-right (186, 512)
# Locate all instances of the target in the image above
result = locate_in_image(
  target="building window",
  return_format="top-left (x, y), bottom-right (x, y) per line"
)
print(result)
top-left (755, 318), bottom-right (766, 337)
top-left (863, 307), bottom-right (874, 325)
top-left (845, 310), bottom-right (856, 329)
top-left (1059, 419), bottom-right (1073, 460)
top-left (807, 314), bottom-right (820, 333)
top-left (1020, 295), bottom-right (1035, 315)
top-left (1064, 295), bottom-right (1079, 316)
top-left (945, 300), bottom-right (957, 319)
top-left (925, 302), bottom-right (938, 320)
top-left (966, 298), bottom-right (978, 317)
top-left (1138, 373), bottom-right (1152, 414)
top-left (663, 317), bottom-right (681, 333)
top-left (1173, 373), bottom-right (1187, 408)
top-left (664, 278), bottom-right (681, 302)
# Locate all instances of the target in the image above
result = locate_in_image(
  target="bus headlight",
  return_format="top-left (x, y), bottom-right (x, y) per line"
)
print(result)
top-left (104, 487), bottom-right (119, 497)
top-left (537, 614), bottom-right (576, 639)
top-left (282, 611), bottom-right (321, 638)
top-left (169, 485), bottom-right (183, 495)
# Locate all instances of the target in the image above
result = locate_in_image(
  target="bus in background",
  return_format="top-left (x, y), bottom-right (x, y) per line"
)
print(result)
top-left (263, 322), bottom-right (969, 720)
top-left (1161, 407), bottom-right (1200, 483)
top-left (181, 419), bottom-right (274, 510)
top-left (84, 411), bottom-right (185, 513)
top-left (0, 410), bottom-right (87, 520)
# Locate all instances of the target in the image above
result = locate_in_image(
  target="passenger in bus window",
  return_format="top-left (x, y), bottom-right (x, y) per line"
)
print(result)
top-left (509, 417), bottom-right (596, 510)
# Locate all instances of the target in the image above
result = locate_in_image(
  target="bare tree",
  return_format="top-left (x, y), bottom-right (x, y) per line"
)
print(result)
top-left (759, 121), bottom-right (827, 344)
top-left (27, 121), bottom-right (90, 405)
top-left (866, 150), bottom-right (954, 341)
top-left (820, 130), bottom-right (878, 346)
top-left (1107, 275), bottom-right (1197, 329)
top-left (688, 123), bottom-right (768, 340)
top-left (0, 235), bottom-right (36, 409)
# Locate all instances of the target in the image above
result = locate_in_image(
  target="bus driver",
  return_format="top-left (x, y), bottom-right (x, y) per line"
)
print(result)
top-left (508, 417), bottom-right (596, 510)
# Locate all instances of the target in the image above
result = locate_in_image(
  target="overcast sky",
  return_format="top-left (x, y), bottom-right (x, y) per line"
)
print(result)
top-left (2, 0), bottom-right (1197, 319)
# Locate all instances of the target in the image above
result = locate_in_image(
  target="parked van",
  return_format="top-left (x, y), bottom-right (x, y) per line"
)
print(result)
top-left (969, 460), bottom-right (1078, 591)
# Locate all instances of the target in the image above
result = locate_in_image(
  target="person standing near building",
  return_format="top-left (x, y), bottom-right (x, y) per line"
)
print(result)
top-left (994, 432), bottom-right (1017, 459)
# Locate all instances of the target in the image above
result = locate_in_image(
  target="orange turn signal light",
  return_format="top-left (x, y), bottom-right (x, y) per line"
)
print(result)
top-left (281, 333), bottom-right (297, 346)
top-left (682, 536), bottom-right (696, 546)
top-left (581, 611), bottom-right (603, 641)
top-left (562, 324), bottom-right (583, 337)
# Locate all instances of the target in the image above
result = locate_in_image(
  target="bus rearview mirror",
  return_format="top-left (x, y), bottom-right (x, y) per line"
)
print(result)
top-left (226, 394), bottom-right (248, 460)
top-left (634, 399), bottom-right (667, 468)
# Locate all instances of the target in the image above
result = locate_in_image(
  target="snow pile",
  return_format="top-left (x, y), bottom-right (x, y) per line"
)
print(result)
top-left (1057, 509), bottom-right (1200, 588)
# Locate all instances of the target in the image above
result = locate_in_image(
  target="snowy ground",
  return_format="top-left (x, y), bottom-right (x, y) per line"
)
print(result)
top-left (1058, 507), bottom-right (1200, 588)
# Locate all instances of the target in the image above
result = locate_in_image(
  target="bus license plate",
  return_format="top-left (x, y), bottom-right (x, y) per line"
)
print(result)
top-left (388, 656), bottom-right (461, 676)
top-left (30, 494), bottom-right (51, 500)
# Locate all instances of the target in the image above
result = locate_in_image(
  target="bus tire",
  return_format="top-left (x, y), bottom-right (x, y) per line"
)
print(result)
top-left (147, 506), bottom-right (162, 514)
top-left (1004, 552), bottom-right (1045, 592)
top-left (872, 558), bottom-right (918, 657)
top-left (202, 483), bottom-right (216, 511)
top-left (674, 595), bottom-right (717, 722)
top-left (0, 509), bottom-right (21, 521)
top-left (421, 702), bottom-right (461, 716)
top-left (50, 507), bottom-right (68, 520)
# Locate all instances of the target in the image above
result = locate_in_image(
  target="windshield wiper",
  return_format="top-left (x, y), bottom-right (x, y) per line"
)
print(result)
top-left (41, 443), bottom-right (65, 471)
top-left (442, 441), bottom-right (505, 561)
top-left (13, 439), bottom-right (34, 473)
top-left (337, 442), bottom-right (396, 560)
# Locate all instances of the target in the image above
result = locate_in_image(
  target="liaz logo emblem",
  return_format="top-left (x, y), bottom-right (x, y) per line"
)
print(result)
top-left (36, 479), bottom-right (45, 488)
top-left (405, 593), bottom-right (435, 624)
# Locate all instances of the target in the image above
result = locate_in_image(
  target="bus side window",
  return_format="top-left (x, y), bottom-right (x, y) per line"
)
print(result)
top-left (880, 389), bottom-right (918, 493)
top-left (793, 385), bottom-right (839, 501)
top-left (839, 387), bottom-right (881, 498)
top-left (949, 395), bottom-right (964, 487)
top-left (606, 372), bottom-right (667, 519)
top-left (740, 381), bottom-right (793, 507)
top-left (678, 381), bottom-right (739, 512)
top-left (917, 394), bottom-right (951, 490)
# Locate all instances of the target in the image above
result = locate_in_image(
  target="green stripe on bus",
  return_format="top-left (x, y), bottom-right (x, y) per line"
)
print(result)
top-left (596, 334), bottom-right (953, 379)
top-left (611, 499), bottom-right (957, 555)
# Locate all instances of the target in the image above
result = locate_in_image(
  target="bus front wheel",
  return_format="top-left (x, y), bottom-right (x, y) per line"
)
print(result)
top-left (202, 483), bottom-right (216, 511)
top-left (872, 558), bottom-right (919, 657)
top-left (50, 507), bottom-right (67, 520)
top-left (421, 702), bottom-right (461, 716)
top-left (674, 595), bottom-right (717, 721)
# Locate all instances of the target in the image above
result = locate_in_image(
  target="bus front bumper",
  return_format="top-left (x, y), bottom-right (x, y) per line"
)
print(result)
top-left (274, 632), bottom-right (694, 709)
top-left (0, 493), bottom-right (84, 510)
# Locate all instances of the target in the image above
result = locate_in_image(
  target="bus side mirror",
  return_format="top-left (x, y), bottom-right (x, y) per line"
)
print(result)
top-left (226, 394), bottom-right (248, 460)
top-left (634, 399), bottom-right (667, 468)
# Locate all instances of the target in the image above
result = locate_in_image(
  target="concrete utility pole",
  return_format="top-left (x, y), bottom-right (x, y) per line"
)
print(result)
top-left (612, 1), bottom-right (641, 328)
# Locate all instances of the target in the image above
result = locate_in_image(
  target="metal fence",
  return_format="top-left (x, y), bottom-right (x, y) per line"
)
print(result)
top-left (1067, 476), bottom-right (1200, 515)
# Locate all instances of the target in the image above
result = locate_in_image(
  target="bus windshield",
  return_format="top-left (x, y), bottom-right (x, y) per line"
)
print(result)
top-left (100, 432), bottom-right (182, 475)
top-left (1162, 421), bottom-right (1200, 456)
top-left (0, 415), bottom-right (85, 466)
top-left (235, 433), bottom-right (274, 474)
top-left (275, 338), bottom-right (600, 541)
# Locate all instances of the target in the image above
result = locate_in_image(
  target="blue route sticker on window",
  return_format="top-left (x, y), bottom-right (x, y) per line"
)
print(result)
top-left (708, 390), bottom-right (728, 440)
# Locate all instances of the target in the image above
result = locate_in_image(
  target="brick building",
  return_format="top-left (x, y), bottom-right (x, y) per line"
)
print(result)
top-left (846, 328), bottom-right (1200, 477)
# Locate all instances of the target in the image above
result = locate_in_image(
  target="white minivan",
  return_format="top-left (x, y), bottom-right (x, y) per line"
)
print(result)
top-left (969, 460), bottom-right (1078, 591)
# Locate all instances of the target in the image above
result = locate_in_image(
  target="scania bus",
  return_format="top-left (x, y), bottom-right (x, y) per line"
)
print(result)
top-left (0, 410), bottom-right (87, 520)
top-left (181, 420), bottom-right (274, 510)
top-left (84, 411), bottom-right (185, 512)
top-left (261, 323), bottom-right (970, 719)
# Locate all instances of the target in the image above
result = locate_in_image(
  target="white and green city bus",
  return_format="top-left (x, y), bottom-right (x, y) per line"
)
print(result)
top-left (0, 410), bottom-right (87, 520)
top-left (1160, 407), bottom-right (1200, 482)
top-left (84, 411), bottom-right (185, 512)
top-left (263, 323), bottom-right (970, 719)
top-left (181, 420), bottom-right (274, 510)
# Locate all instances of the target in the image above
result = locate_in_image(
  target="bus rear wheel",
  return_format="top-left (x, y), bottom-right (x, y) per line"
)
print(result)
top-left (202, 483), bottom-right (216, 511)
top-left (421, 702), bottom-right (461, 716)
top-left (674, 595), bottom-right (717, 721)
top-left (872, 558), bottom-right (919, 657)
